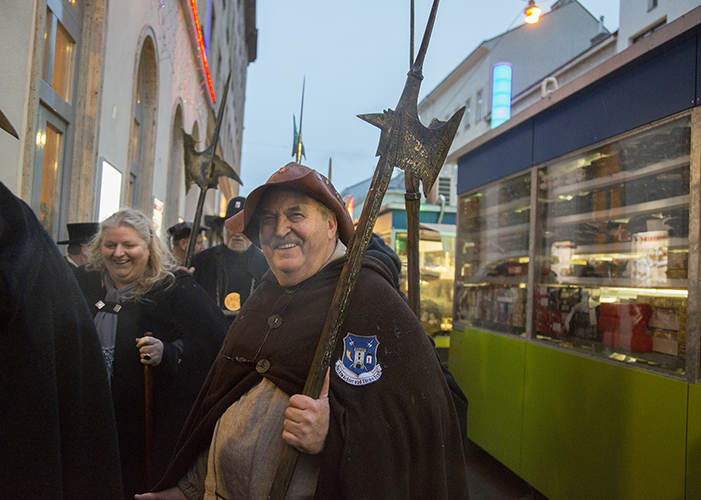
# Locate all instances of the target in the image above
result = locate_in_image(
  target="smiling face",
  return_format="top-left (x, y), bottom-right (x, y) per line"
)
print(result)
top-left (101, 225), bottom-right (150, 289)
top-left (258, 189), bottom-right (338, 287)
top-left (223, 226), bottom-right (252, 253)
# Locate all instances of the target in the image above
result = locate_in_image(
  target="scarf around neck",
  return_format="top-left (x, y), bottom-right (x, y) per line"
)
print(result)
top-left (93, 273), bottom-right (137, 377)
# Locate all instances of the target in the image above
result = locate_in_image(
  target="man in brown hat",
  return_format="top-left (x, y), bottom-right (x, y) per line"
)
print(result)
top-left (139, 163), bottom-right (469, 500)
top-left (191, 196), bottom-right (268, 321)
top-left (167, 221), bottom-right (209, 267)
top-left (57, 222), bottom-right (100, 267)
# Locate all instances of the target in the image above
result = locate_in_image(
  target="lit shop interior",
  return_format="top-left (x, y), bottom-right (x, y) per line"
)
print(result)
top-left (456, 116), bottom-right (689, 374)
top-left (448, 14), bottom-right (701, 500)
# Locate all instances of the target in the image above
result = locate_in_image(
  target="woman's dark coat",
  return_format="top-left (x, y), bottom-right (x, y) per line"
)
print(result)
top-left (74, 267), bottom-right (228, 499)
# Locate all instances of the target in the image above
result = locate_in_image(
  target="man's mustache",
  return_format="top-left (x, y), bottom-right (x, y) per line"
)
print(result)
top-left (268, 235), bottom-right (303, 249)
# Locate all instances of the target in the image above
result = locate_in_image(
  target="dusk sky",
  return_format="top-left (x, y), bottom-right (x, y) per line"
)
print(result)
top-left (238, 0), bottom-right (621, 196)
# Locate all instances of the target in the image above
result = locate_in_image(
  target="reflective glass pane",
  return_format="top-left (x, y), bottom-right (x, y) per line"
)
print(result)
top-left (52, 21), bottom-right (75, 103)
top-left (537, 116), bottom-right (690, 374)
top-left (42, 10), bottom-right (51, 82)
top-left (39, 123), bottom-right (63, 234)
top-left (131, 119), bottom-right (140, 164)
top-left (455, 172), bottom-right (531, 335)
top-left (396, 232), bottom-right (456, 335)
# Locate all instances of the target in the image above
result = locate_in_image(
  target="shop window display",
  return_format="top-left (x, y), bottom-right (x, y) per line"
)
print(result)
top-left (396, 231), bottom-right (457, 336)
top-left (537, 116), bottom-right (690, 373)
top-left (455, 172), bottom-right (531, 335)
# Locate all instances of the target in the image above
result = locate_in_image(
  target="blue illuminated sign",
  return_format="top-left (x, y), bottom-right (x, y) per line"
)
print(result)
top-left (491, 63), bottom-right (512, 129)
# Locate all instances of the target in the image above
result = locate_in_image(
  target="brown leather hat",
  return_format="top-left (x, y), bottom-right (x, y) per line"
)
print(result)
top-left (226, 162), bottom-right (354, 247)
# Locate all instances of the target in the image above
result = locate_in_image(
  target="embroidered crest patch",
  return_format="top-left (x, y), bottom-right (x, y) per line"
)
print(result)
top-left (335, 333), bottom-right (382, 386)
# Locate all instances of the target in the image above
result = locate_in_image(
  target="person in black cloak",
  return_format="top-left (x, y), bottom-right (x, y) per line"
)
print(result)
top-left (0, 181), bottom-right (123, 499)
top-left (192, 196), bottom-right (269, 323)
top-left (74, 208), bottom-right (228, 499)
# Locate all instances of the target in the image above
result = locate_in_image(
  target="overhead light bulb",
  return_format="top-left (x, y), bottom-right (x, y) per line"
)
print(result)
top-left (525, 0), bottom-right (541, 24)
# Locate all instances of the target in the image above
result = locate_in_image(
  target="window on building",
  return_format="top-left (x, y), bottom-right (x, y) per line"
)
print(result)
top-left (34, 1), bottom-right (81, 239)
top-left (632, 19), bottom-right (666, 44)
top-left (165, 105), bottom-right (184, 228)
top-left (127, 35), bottom-right (158, 211)
top-left (130, 72), bottom-right (144, 206)
top-left (42, 14), bottom-right (75, 103)
top-left (209, 6), bottom-right (216, 47)
top-left (37, 121), bottom-right (64, 232)
top-left (476, 90), bottom-right (483, 122)
top-left (648, 0), bottom-right (658, 12)
top-left (438, 176), bottom-right (452, 206)
top-left (464, 100), bottom-right (471, 129)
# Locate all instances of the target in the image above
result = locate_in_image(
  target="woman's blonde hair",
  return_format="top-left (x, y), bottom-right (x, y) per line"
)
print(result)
top-left (86, 208), bottom-right (176, 300)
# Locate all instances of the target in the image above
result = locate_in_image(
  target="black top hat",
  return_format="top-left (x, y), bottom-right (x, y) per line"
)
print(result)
top-left (167, 221), bottom-right (210, 242)
top-left (57, 223), bottom-right (100, 245)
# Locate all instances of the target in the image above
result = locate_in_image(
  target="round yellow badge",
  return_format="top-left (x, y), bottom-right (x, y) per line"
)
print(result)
top-left (224, 292), bottom-right (241, 311)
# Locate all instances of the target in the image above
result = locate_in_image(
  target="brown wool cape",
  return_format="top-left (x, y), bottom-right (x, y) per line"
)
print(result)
top-left (156, 256), bottom-right (470, 499)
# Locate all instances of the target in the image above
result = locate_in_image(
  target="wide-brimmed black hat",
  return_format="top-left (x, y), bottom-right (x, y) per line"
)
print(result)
top-left (167, 221), bottom-right (210, 242)
top-left (57, 222), bottom-right (100, 245)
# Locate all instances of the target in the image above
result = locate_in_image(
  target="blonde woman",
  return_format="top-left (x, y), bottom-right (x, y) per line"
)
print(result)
top-left (74, 209), bottom-right (228, 499)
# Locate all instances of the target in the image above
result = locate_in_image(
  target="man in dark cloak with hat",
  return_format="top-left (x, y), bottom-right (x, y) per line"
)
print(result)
top-left (57, 222), bottom-right (100, 267)
top-left (138, 163), bottom-right (469, 500)
top-left (191, 196), bottom-right (269, 321)
top-left (167, 221), bottom-right (209, 267)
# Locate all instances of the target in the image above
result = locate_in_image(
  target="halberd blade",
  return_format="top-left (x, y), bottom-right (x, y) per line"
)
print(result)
top-left (182, 129), bottom-right (242, 194)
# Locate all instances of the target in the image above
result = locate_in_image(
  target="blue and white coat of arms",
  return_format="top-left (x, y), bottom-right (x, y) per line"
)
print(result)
top-left (335, 333), bottom-right (382, 386)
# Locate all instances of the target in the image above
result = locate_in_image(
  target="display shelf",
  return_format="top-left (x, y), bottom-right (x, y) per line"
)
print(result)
top-left (462, 195), bottom-right (531, 218)
top-left (461, 249), bottom-right (528, 262)
top-left (548, 276), bottom-right (688, 288)
top-left (547, 195), bottom-right (689, 228)
top-left (535, 334), bottom-right (685, 371)
top-left (478, 222), bottom-right (530, 238)
top-left (462, 276), bottom-right (528, 285)
top-left (571, 237), bottom-right (689, 255)
top-left (548, 156), bottom-right (689, 198)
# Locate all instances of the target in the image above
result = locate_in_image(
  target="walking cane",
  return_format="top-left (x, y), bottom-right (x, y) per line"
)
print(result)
top-left (143, 331), bottom-right (154, 485)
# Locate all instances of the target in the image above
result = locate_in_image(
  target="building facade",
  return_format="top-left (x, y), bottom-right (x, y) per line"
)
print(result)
top-left (0, 0), bottom-right (256, 242)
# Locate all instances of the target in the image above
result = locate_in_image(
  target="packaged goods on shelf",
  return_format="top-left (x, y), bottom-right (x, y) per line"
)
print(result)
top-left (598, 315), bottom-right (648, 336)
top-left (638, 296), bottom-right (687, 356)
top-left (650, 328), bottom-right (679, 356)
top-left (598, 303), bottom-right (652, 353)
top-left (666, 251), bottom-right (688, 279)
top-left (599, 303), bottom-right (651, 322)
top-left (601, 330), bottom-right (653, 352)
top-left (570, 311), bottom-right (599, 340)
top-left (592, 153), bottom-right (621, 177)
